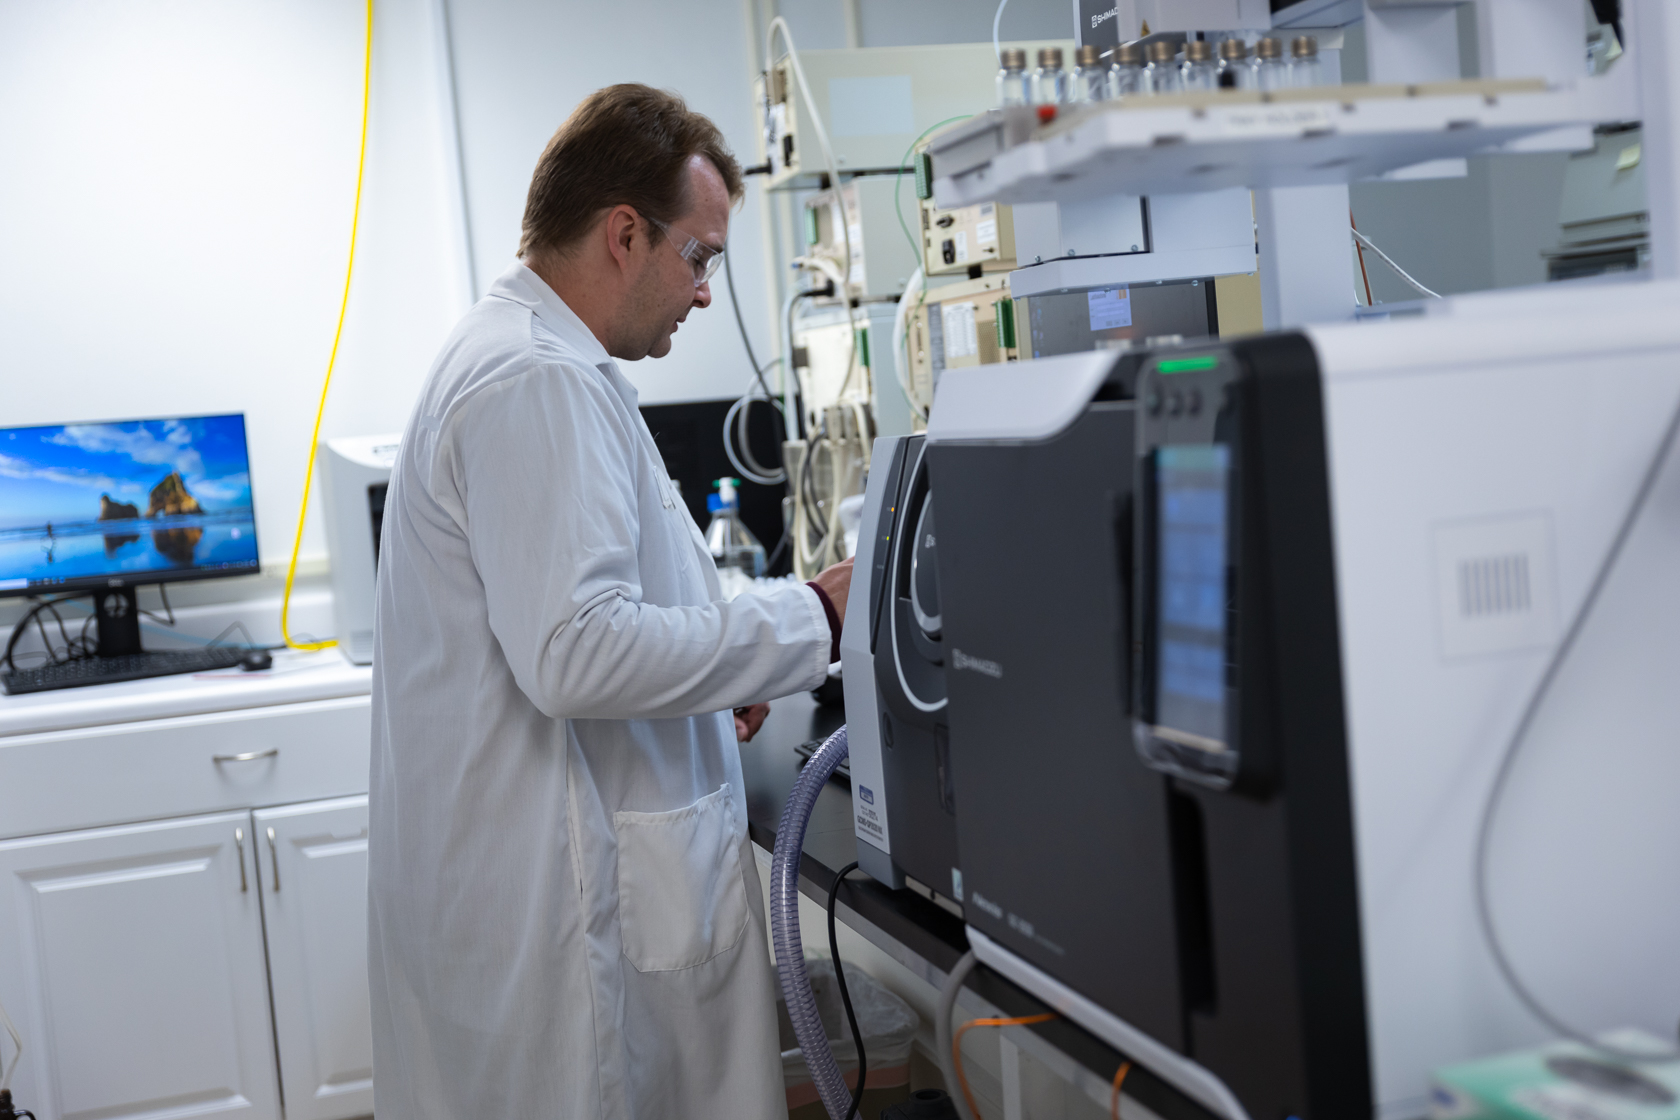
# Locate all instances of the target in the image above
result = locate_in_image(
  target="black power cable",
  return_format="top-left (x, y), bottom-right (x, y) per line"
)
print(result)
top-left (723, 245), bottom-right (781, 408)
top-left (2, 594), bottom-right (96, 672)
top-left (721, 225), bottom-right (799, 575)
top-left (827, 861), bottom-right (868, 1120)
top-left (721, 238), bottom-right (786, 476)
top-left (0, 1088), bottom-right (36, 1120)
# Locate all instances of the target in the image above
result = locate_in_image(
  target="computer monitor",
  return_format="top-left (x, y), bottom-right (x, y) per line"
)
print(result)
top-left (0, 413), bottom-right (261, 603)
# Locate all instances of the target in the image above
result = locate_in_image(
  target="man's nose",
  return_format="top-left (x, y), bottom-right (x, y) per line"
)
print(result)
top-left (692, 281), bottom-right (712, 309)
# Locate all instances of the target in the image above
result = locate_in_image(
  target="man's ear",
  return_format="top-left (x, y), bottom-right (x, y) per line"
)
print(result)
top-left (603, 205), bottom-right (640, 273)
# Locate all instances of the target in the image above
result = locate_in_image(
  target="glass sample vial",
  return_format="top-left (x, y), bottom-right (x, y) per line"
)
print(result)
top-left (1253, 37), bottom-right (1288, 91)
top-left (1142, 40), bottom-right (1182, 95)
top-left (1217, 37), bottom-right (1252, 89)
top-left (997, 47), bottom-right (1030, 107)
top-left (1290, 36), bottom-right (1323, 87)
top-left (1073, 44), bottom-right (1108, 103)
top-left (1109, 41), bottom-right (1144, 100)
top-left (1181, 39), bottom-right (1218, 91)
top-left (1033, 47), bottom-right (1069, 105)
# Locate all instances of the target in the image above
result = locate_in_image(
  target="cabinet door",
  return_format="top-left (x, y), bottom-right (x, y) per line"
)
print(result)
top-left (253, 796), bottom-right (372, 1120)
top-left (0, 812), bottom-right (279, 1120)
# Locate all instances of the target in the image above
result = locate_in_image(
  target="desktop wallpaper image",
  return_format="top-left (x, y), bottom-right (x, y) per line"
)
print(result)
top-left (0, 415), bottom-right (260, 590)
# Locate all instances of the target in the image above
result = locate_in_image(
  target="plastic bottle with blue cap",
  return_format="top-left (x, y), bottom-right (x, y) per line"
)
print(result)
top-left (705, 478), bottom-right (766, 598)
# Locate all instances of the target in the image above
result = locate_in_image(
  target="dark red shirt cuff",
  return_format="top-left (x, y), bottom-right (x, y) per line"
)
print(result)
top-left (807, 582), bottom-right (842, 664)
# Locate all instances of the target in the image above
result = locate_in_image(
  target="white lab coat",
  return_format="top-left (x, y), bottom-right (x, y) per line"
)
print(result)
top-left (368, 262), bottom-right (831, 1119)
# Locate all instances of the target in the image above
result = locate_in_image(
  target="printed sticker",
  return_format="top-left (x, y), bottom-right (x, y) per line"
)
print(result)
top-left (941, 302), bottom-right (979, 359)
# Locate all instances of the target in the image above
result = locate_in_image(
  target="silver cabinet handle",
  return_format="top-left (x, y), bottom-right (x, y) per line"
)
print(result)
top-left (212, 748), bottom-right (279, 764)
top-left (267, 827), bottom-right (280, 892)
top-left (235, 827), bottom-right (248, 893)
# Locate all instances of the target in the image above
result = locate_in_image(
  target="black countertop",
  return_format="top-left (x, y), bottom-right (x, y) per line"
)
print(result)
top-left (742, 690), bottom-right (1217, 1120)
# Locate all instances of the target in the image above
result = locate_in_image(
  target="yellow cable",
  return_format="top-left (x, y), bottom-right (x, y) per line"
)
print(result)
top-left (281, 0), bottom-right (374, 651)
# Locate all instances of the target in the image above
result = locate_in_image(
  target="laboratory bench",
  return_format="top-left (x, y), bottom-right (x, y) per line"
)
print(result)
top-left (0, 653), bottom-right (1214, 1120)
top-left (743, 691), bottom-right (1220, 1120)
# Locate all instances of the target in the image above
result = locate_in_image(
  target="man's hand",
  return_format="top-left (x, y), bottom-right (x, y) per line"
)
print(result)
top-left (735, 703), bottom-right (770, 742)
top-left (811, 556), bottom-right (854, 629)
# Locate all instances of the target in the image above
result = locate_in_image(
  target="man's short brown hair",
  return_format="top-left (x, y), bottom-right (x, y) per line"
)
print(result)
top-left (518, 84), bottom-right (744, 261)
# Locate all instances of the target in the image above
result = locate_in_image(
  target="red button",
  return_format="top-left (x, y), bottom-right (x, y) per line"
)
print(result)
top-left (1036, 104), bottom-right (1057, 123)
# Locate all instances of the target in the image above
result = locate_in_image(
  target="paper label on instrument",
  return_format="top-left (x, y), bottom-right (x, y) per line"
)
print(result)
top-left (976, 218), bottom-right (998, 245)
top-left (954, 230), bottom-right (970, 263)
top-left (1221, 103), bottom-right (1334, 135)
top-left (942, 302), bottom-right (979, 359)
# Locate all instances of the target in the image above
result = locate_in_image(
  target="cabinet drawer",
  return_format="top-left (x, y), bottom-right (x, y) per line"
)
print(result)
top-left (0, 697), bottom-right (370, 840)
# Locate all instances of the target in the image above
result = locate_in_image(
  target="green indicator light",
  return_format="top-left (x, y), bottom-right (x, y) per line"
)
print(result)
top-left (1158, 355), bottom-right (1219, 374)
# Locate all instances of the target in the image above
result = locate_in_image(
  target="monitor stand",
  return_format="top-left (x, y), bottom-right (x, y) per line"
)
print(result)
top-left (94, 587), bottom-right (143, 658)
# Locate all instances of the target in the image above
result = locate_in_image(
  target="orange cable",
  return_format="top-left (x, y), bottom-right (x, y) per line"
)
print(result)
top-left (951, 1013), bottom-right (1057, 1120)
top-left (1110, 1060), bottom-right (1132, 1120)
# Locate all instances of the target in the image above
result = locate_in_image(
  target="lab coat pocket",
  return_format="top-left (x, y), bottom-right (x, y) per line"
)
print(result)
top-left (614, 784), bottom-right (750, 972)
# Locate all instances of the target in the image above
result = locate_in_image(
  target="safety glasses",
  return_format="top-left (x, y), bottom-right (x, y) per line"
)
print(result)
top-left (646, 215), bottom-right (724, 287)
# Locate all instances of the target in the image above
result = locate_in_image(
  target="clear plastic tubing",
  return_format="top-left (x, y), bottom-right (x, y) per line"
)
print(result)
top-left (1109, 40), bottom-right (1144, 100)
top-left (1142, 39), bottom-right (1182, 95)
top-left (1290, 35), bottom-right (1323, 87)
top-left (1253, 36), bottom-right (1288, 91)
top-left (771, 724), bottom-right (853, 1120)
top-left (1181, 39), bottom-right (1218, 91)
top-left (1032, 47), bottom-right (1069, 105)
top-left (1217, 37), bottom-right (1252, 90)
top-left (1073, 43), bottom-right (1108, 103)
top-left (996, 47), bottom-right (1029, 108)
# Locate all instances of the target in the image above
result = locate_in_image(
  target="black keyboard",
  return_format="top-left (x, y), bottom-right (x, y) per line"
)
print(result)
top-left (2, 647), bottom-right (249, 695)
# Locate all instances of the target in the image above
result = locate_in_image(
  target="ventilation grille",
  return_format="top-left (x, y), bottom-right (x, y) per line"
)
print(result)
top-left (1458, 553), bottom-right (1532, 617)
top-left (1433, 512), bottom-right (1558, 660)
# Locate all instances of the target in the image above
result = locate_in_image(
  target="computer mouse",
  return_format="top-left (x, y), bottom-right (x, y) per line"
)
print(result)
top-left (239, 649), bottom-right (273, 672)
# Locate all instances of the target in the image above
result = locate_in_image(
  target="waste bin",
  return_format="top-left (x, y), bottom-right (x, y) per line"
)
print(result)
top-left (780, 957), bottom-right (920, 1120)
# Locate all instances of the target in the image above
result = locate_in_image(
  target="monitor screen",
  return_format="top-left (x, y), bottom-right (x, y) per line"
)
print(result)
top-left (0, 414), bottom-right (260, 598)
top-left (1155, 443), bottom-right (1230, 750)
top-left (1024, 277), bottom-right (1217, 359)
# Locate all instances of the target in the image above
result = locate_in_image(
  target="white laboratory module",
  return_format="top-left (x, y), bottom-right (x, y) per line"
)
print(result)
top-left (319, 434), bottom-right (399, 665)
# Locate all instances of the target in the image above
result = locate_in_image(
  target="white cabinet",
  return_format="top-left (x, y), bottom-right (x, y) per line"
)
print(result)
top-left (253, 797), bottom-right (372, 1120)
top-left (0, 812), bottom-right (281, 1120)
top-left (0, 670), bottom-right (376, 1120)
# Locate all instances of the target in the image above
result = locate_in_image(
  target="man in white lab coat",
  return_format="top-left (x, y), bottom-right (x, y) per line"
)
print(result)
top-left (368, 84), bottom-right (854, 1118)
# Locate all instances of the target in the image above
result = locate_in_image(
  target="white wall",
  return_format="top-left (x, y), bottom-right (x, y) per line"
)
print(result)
top-left (0, 0), bottom-right (1089, 598)
top-left (443, 0), bottom-right (1087, 409)
top-left (1341, 14), bottom-right (1570, 305)
top-left (0, 0), bottom-right (468, 569)
top-left (443, 0), bottom-right (778, 407)
top-left (777, 0), bottom-right (1074, 50)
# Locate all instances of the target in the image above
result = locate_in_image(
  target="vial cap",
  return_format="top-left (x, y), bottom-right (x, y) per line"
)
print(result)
top-left (1115, 42), bottom-right (1143, 65)
top-left (1185, 39), bottom-right (1213, 62)
top-left (1038, 47), bottom-right (1063, 68)
top-left (1147, 40), bottom-right (1176, 63)
top-left (1077, 44), bottom-right (1101, 67)
top-left (1256, 37), bottom-right (1283, 59)
top-left (999, 47), bottom-right (1026, 70)
top-left (1219, 38), bottom-right (1249, 61)
top-left (1291, 35), bottom-right (1319, 58)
